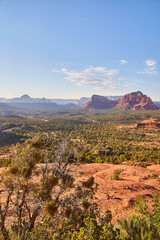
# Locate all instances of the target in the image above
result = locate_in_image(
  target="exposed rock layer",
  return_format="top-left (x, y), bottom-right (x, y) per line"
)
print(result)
top-left (117, 91), bottom-right (158, 110)
top-left (82, 95), bottom-right (118, 109)
top-left (136, 118), bottom-right (160, 129)
top-left (82, 91), bottom-right (158, 110)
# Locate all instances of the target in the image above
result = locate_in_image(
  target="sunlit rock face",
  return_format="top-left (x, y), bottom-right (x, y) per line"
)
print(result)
top-left (82, 95), bottom-right (118, 109)
top-left (82, 91), bottom-right (158, 110)
top-left (117, 91), bottom-right (158, 110)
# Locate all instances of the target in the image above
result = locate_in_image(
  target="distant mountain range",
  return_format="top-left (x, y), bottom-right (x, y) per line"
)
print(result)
top-left (0, 95), bottom-right (89, 107)
top-left (0, 95), bottom-right (121, 111)
top-left (0, 95), bottom-right (84, 110)
top-left (0, 93), bottom-right (159, 111)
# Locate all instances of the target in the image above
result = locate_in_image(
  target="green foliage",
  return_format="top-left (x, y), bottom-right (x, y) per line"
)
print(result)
top-left (29, 224), bottom-right (53, 240)
top-left (44, 201), bottom-right (58, 217)
top-left (118, 214), bottom-right (160, 240)
top-left (71, 217), bottom-right (103, 240)
top-left (0, 138), bottom-right (101, 240)
top-left (150, 172), bottom-right (158, 179)
top-left (135, 195), bottom-right (160, 232)
top-left (119, 195), bottom-right (160, 240)
top-left (9, 139), bottom-right (43, 180)
top-left (52, 210), bottom-right (119, 240)
top-left (112, 169), bottom-right (123, 180)
top-left (82, 176), bottom-right (94, 188)
top-left (1, 110), bottom-right (160, 167)
top-left (0, 111), bottom-right (160, 239)
top-left (37, 175), bottom-right (59, 201)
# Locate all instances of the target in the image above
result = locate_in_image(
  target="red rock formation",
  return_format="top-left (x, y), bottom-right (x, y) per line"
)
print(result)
top-left (82, 92), bottom-right (159, 110)
top-left (117, 91), bottom-right (158, 110)
top-left (82, 95), bottom-right (118, 109)
top-left (136, 118), bottom-right (160, 129)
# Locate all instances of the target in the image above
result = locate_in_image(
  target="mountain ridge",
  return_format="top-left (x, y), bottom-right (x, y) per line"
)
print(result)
top-left (0, 92), bottom-right (159, 111)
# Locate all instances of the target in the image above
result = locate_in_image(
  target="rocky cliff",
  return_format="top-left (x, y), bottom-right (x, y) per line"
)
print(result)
top-left (82, 95), bottom-right (118, 109)
top-left (82, 91), bottom-right (158, 110)
top-left (117, 91), bottom-right (158, 110)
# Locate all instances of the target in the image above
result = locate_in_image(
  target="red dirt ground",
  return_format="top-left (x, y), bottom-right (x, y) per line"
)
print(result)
top-left (0, 163), bottom-right (160, 224)
top-left (75, 163), bottom-right (160, 223)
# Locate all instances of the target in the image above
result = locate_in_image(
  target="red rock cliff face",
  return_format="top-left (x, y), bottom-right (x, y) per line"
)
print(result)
top-left (82, 95), bottom-right (118, 109)
top-left (117, 91), bottom-right (158, 110)
top-left (82, 91), bottom-right (159, 110)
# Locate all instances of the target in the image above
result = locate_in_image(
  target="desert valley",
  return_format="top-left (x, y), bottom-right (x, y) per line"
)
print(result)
top-left (0, 91), bottom-right (160, 239)
top-left (1, 0), bottom-right (160, 239)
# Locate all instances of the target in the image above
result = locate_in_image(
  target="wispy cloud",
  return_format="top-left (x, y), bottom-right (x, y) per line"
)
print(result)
top-left (52, 66), bottom-right (130, 89)
top-left (138, 59), bottom-right (157, 75)
top-left (145, 59), bottom-right (157, 67)
top-left (120, 60), bottom-right (128, 64)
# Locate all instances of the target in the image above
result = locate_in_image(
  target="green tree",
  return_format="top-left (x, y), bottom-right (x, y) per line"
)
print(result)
top-left (0, 138), bottom-right (98, 240)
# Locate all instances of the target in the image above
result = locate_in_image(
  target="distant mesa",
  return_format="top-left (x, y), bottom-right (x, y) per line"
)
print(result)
top-left (82, 91), bottom-right (159, 110)
top-left (117, 91), bottom-right (158, 110)
top-left (82, 95), bottom-right (118, 109)
top-left (10, 95), bottom-right (53, 104)
top-left (20, 94), bottom-right (31, 99)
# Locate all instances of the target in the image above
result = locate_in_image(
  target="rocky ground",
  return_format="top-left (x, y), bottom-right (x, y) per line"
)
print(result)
top-left (75, 163), bottom-right (160, 223)
top-left (0, 163), bottom-right (160, 225)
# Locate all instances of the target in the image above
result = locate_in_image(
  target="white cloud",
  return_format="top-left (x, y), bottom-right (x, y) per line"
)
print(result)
top-left (145, 59), bottom-right (157, 67)
top-left (138, 59), bottom-right (158, 75)
top-left (54, 66), bottom-right (129, 89)
top-left (138, 69), bottom-right (157, 75)
top-left (120, 60), bottom-right (128, 64)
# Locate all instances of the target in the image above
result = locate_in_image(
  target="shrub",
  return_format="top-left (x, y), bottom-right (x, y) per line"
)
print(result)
top-left (112, 169), bottom-right (123, 180)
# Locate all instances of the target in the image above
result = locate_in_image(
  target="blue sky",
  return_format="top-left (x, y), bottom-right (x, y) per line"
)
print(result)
top-left (0, 0), bottom-right (160, 100)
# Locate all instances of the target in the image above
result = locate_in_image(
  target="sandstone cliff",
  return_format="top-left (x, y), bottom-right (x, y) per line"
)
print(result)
top-left (82, 95), bottom-right (118, 109)
top-left (117, 91), bottom-right (158, 110)
top-left (82, 91), bottom-right (158, 110)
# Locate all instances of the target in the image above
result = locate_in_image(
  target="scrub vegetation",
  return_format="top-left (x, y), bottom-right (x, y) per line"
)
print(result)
top-left (0, 109), bottom-right (160, 239)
